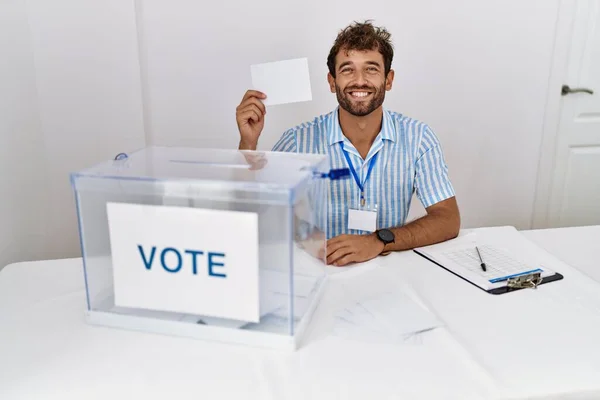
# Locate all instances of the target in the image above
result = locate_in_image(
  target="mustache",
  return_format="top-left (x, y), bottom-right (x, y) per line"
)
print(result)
top-left (344, 86), bottom-right (376, 93)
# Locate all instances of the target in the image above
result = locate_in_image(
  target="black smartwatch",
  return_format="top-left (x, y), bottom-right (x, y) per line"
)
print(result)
top-left (376, 228), bottom-right (395, 245)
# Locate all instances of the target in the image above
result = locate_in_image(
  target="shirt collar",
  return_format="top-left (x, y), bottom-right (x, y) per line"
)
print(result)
top-left (327, 107), bottom-right (396, 145)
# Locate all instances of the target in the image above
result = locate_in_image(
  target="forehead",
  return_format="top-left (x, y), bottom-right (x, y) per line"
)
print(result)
top-left (335, 48), bottom-right (384, 66)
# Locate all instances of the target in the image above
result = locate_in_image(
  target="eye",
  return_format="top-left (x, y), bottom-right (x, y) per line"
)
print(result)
top-left (367, 66), bottom-right (379, 73)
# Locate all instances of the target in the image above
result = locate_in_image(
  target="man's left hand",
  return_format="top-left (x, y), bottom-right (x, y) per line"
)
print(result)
top-left (326, 233), bottom-right (384, 266)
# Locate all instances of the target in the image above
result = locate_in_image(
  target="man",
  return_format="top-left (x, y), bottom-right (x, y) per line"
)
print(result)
top-left (236, 21), bottom-right (460, 266)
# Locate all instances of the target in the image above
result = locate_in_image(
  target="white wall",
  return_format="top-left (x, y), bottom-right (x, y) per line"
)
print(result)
top-left (139, 0), bottom-right (561, 230)
top-left (0, 0), bottom-right (48, 269)
top-left (26, 0), bottom-right (147, 259)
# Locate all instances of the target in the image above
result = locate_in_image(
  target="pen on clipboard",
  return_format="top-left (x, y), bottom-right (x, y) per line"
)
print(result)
top-left (475, 246), bottom-right (487, 272)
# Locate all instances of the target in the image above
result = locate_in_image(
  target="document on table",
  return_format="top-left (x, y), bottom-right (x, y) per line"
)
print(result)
top-left (250, 57), bottom-right (312, 106)
top-left (332, 289), bottom-right (443, 345)
top-left (414, 226), bottom-right (558, 291)
top-left (325, 258), bottom-right (381, 278)
top-left (442, 245), bottom-right (545, 283)
top-left (259, 268), bottom-right (321, 319)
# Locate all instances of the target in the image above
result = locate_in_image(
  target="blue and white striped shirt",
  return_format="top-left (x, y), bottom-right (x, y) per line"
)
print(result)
top-left (272, 107), bottom-right (455, 239)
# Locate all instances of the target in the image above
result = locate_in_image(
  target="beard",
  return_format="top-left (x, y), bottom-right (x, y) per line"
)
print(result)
top-left (335, 81), bottom-right (386, 117)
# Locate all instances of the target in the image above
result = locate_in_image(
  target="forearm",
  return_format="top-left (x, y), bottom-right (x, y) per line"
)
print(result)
top-left (238, 139), bottom-right (257, 150)
top-left (382, 206), bottom-right (460, 252)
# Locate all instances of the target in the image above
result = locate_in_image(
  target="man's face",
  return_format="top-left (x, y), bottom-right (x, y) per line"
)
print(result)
top-left (328, 48), bottom-right (394, 117)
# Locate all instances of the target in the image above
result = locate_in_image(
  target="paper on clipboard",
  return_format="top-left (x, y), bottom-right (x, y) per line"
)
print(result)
top-left (414, 226), bottom-right (558, 291)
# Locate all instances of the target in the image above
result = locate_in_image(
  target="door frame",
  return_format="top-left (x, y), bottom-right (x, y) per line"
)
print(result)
top-left (531, 0), bottom-right (580, 229)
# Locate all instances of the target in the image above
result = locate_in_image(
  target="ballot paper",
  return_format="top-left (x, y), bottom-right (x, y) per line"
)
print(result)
top-left (176, 268), bottom-right (322, 329)
top-left (250, 57), bottom-right (312, 106)
top-left (332, 289), bottom-right (443, 345)
top-left (259, 269), bottom-right (322, 319)
top-left (325, 258), bottom-right (382, 278)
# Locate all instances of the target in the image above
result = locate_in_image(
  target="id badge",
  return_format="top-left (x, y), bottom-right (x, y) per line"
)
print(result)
top-left (348, 202), bottom-right (378, 232)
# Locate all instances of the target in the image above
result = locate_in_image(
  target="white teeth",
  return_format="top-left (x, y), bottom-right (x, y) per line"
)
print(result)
top-left (351, 92), bottom-right (369, 97)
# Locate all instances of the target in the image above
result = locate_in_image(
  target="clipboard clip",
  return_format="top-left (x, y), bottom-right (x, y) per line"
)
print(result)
top-left (507, 271), bottom-right (543, 289)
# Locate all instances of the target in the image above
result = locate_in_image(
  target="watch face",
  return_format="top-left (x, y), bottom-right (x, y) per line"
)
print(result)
top-left (379, 229), bottom-right (394, 242)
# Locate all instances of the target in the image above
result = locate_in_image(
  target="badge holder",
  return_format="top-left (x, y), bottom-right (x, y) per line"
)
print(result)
top-left (358, 195), bottom-right (378, 216)
top-left (348, 191), bottom-right (378, 233)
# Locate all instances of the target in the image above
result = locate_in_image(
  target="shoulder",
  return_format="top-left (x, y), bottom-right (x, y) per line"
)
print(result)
top-left (384, 109), bottom-right (441, 153)
top-left (385, 110), bottom-right (431, 137)
top-left (272, 110), bottom-right (335, 153)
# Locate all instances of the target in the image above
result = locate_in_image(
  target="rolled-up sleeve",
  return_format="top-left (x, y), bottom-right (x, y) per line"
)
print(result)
top-left (414, 126), bottom-right (455, 208)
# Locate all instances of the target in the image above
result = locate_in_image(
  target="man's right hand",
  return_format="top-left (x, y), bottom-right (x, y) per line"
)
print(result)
top-left (236, 90), bottom-right (267, 150)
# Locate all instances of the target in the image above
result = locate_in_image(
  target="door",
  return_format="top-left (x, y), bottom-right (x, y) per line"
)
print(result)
top-left (544, 0), bottom-right (600, 228)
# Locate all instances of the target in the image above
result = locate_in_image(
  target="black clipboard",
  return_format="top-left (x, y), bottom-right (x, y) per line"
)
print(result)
top-left (413, 249), bottom-right (564, 295)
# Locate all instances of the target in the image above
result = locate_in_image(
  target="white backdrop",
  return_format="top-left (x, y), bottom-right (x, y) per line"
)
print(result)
top-left (1, 0), bottom-right (562, 263)
top-left (26, 0), bottom-right (146, 259)
top-left (0, 0), bottom-right (48, 268)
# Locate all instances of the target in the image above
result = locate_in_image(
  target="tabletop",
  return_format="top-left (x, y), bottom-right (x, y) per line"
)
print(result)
top-left (1, 225), bottom-right (599, 400)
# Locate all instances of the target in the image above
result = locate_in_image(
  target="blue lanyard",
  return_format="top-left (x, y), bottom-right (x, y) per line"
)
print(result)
top-left (340, 143), bottom-right (377, 206)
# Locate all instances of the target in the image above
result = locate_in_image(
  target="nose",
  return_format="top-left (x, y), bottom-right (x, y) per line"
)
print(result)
top-left (354, 70), bottom-right (368, 86)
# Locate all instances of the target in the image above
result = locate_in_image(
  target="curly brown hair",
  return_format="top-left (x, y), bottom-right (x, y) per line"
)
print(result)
top-left (327, 20), bottom-right (394, 78)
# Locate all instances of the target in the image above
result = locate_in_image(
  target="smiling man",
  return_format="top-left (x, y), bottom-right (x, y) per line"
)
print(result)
top-left (236, 20), bottom-right (460, 266)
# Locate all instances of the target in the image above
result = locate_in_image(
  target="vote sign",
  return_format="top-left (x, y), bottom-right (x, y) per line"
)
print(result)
top-left (106, 202), bottom-right (259, 322)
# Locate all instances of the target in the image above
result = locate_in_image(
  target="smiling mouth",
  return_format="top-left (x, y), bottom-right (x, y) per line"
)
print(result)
top-left (347, 91), bottom-right (372, 99)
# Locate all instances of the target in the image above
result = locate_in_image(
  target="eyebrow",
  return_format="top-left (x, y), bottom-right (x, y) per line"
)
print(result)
top-left (338, 60), bottom-right (382, 70)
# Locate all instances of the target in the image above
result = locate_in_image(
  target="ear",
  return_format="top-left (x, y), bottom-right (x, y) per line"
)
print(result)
top-left (327, 73), bottom-right (336, 93)
top-left (385, 69), bottom-right (395, 91)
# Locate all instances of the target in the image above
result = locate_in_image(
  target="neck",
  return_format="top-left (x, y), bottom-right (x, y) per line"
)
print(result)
top-left (338, 106), bottom-right (383, 159)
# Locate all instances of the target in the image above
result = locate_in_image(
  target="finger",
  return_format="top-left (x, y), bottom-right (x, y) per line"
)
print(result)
top-left (241, 109), bottom-right (261, 124)
top-left (334, 253), bottom-right (357, 267)
top-left (239, 109), bottom-right (262, 124)
top-left (239, 104), bottom-right (264, 121)
top-left (238, 97), bottom-right (266, 115)
top-left (327, 247), bottom-right (353, 265)
top-left (326, 236), bottom-right (352, 256)
top-left (327, 234), bottom-right (351, 247)
top-left (326, 239), bottom-right (348, 258)
top-left (242, 90), bottom-right (267, 103)
top-left (247, 103), bottom-right (265, 118)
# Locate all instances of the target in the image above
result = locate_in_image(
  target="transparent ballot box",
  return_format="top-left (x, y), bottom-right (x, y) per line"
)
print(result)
top-left (70, 146), bottom-right (333, 350)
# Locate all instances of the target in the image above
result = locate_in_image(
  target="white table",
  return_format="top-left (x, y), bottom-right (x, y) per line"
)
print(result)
top-left (1, 226), bottom-right (599, 400)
